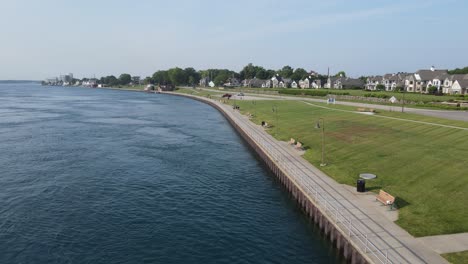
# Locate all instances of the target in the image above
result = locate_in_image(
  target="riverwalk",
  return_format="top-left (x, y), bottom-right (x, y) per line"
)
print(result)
top-left (168, 92), bottom-right (448, 264)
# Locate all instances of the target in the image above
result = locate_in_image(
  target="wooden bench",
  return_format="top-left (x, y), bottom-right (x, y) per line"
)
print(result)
top-left (289, 138), bottom-right (296, 145)
top-left (376, 190), bottom-right (396, 210)
top-left (295, 142), bottom-right (303, 150)
top-left (357, 108), bottom-right (366, 112)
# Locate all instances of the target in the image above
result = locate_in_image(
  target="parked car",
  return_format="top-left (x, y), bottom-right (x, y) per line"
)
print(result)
top-left (222, 93), bottom-right (232, 98)
top-left (237, 93), bottom-right (244, 96)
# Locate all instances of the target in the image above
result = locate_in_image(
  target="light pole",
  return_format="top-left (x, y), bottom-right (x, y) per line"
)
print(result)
top-left (272, 105), bottom-right (278, 137)
top-left (401, 89), bottom-right (406, 113)
top-left (315, 118), bottom-right (326, 167)
top-left (252, 100), bottom-right (257, 117)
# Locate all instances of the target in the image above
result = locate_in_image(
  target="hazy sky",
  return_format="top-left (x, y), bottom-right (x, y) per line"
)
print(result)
top-left (1, 0), bottom-right (467, 80)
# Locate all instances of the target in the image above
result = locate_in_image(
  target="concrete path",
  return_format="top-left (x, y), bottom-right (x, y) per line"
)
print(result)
top-left (171, 92), bottom-right (449, 264)
top-left (417, 233), bottom-right (468, 254)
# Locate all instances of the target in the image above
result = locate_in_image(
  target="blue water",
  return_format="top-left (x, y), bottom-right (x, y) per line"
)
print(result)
top-left (0, 83), bottom-right (342, 263)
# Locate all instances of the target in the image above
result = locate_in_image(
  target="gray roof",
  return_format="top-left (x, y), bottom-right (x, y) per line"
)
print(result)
top-left (341, 77), bottom-right (365, 87)
top-left (455, 79), bottom-right (468, 88)
top-left (249, 78), bottom-right (266, 87)
top-left (415, 69), bottom-right (449, 80)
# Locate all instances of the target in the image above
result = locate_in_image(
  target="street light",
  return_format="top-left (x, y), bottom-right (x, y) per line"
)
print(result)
top-left (251, 100), bottom-right (257, 117)
top-left (272, 105), bottom-right (278, 137)
top-left (315, 118), bottom-right (326, 167)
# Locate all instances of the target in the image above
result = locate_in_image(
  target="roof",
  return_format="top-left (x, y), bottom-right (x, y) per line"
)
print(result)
top-left (455, 79), bottom-right (468, 88)
top-left (341, 77), bottom-right (365, 87)
top-left (415, 69), bottom-right (449, 80)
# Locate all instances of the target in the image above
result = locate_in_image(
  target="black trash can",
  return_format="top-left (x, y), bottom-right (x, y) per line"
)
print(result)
top-left (357, 179), bottom-right (366, 193)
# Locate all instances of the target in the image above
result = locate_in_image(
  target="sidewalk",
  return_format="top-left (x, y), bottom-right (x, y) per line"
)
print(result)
top-left (417, 233), bottom-right (468, 254)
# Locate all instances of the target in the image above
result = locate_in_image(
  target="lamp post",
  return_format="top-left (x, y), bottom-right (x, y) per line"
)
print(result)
top-left (315, 118), bottom-right (326, 167)
top-left (252, 100), bottom-right (257, 117)
top-left (401, 89), bottom-right (406, 113)
top-left (272, 105), bottom-right (278, 137)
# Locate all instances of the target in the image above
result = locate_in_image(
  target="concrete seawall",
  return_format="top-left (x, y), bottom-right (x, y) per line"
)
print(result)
top-left (168, 92), bottom-right (371, 264)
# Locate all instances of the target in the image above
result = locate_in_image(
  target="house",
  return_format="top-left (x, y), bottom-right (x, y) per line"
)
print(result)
top-left (366, 76), bottom-right (383, 90)
top-left (199, 77), bottom-right (210, 87)
top-left (442, 74), bottom-right (468, 94)
top-left (382, 73), bottom-right (407, 91)
top-left (299, 76), bottom-right (320, 89)
top-left (341, 77), bottom-right (365, 89)
top-left (132, 76), bottom-right (141, 85)
top-left (243, 78), bottom-right (267, 88)
top-left (312, 79), bottom-right (321, 88)
top-left (413, 67), bottom-right (449, 93)
top-left (223, 77), bottom-right (241, 88)
top-left (271, 75), bottom-right (282, 88)
top-left (279, 78), bottom-right (292, 88)
top-left (291, 80), bottom-right (298, 88)
top-left (451, 79), bottom-right (468, 95)
top-left (159, 84), bottom-right (174, 91)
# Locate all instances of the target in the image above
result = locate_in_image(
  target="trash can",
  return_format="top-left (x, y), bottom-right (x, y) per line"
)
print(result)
top-left (357, 179), bottom-right (366, 193)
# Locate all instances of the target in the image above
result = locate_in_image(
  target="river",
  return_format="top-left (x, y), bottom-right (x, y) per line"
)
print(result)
top-left (0, 83), bottom-right (342, 263)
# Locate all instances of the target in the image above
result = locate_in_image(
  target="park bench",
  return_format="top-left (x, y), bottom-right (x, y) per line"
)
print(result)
top-left (295, 142), bottom-right (303, 150)
top-left (289, 138), bottom-right (296, 145)
top-left (357, 108), bottom-right (366, 112)
top-left (376, 190), bottom-right (396, 210)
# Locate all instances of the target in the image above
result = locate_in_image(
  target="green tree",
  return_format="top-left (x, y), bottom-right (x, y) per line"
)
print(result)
top-left (184, 67), bottom-right (200, 85)
top-left (119, 74), bottom-right (132, 85)
top-left (240, 63), bottom-right (258, 79)
top-left (168, 67), bottom-right (187, 86)
top-left (335, 71), bottom-right (346, 78)
top-left (428, 86), bottom-right (438, 94)
top-left (152, 70), bottom-right (170, 85)
top-left (448, 66), bottom-right (468, 74)
top-left (291, 68), bottom-right (308, 81)
top-left (256, 68), bottom-right (268, 79)
top-left (143, 76), bottom-right (153, 85)
top-left (376, 84), bottom-right (385, 91)
top-left (279, 65), bottom-right (294, 78)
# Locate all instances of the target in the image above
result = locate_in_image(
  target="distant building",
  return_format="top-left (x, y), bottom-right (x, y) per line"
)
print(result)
top-left (132, 76), bottom-right (141, 85)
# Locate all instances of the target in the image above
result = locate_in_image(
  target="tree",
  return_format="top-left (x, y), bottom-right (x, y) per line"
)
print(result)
top-left (119, 74), bottom-right (132, 85)
top-left (428, 85), bottom-right (438, 94)
top-left (167, 67), bottom-right (187, 86)
top-left (291, 68), bottom-right (308, 81)
top-left (240, 63), bottom-right (258, 79)
top-left (376, 84), bottom-right (385, 91)
top-left (279, 65), bottom-right (294, 78)
top-left (448, 66), bottom-right (468, 74)
top-left (143, 77), bottom-right (153, 85)
top-left (152, 70), bottom-right (170, 85)
top-left (256, 68), bottom-right (269, 79)
top-left (335, 71), bottom-right (346, 78)
top-left (184, 67), bottom-right (200, 85)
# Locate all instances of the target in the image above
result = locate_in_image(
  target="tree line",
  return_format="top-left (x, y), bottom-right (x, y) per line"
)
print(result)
top-left (90, 64), bottom-right (349, 87)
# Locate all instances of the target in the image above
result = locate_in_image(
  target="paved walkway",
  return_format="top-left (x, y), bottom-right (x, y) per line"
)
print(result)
top-left (172, 92), bottom-right (449, 264)
top-left (417, 233), bottom-right (468, 254)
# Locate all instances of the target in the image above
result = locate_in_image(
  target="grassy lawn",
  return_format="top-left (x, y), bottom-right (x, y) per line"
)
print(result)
top-left (442, 251), bottom-right (468, 264)
top-left (212, 98), bottom-right (467, 237)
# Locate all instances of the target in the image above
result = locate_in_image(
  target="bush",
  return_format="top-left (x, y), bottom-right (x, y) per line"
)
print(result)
top-left (278, 89), bottom-right (349, 97)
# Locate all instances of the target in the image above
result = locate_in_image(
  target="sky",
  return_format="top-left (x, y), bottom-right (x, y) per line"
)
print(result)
top-left (1, 0), bottom-right (467, 80)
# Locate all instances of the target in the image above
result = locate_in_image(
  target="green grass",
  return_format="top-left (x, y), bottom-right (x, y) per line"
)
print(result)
top-left (215, 99), bottom-right (468, 237)
top-left (442, 251), bottom-right (468, 264)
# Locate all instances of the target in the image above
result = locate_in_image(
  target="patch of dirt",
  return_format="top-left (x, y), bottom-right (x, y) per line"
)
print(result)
top-left (327, 123), bottom-right (386, 143)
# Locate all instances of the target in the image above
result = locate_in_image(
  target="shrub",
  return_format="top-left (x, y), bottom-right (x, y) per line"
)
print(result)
top-left (278, 89), bottom-right (349, 97)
